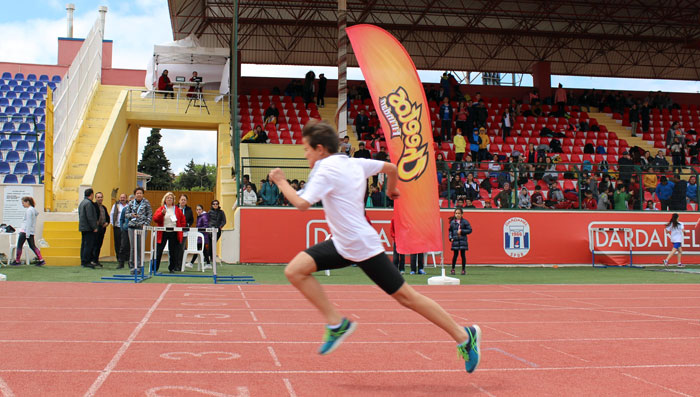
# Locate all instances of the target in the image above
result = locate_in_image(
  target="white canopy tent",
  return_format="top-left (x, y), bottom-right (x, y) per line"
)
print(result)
top-left (145, 35), bottom-right (230, 100)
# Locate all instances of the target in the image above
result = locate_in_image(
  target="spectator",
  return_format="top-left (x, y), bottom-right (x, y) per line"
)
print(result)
top-left (655, 176), bottom-right (674, 210)
top-left (355, 109), bottom-right (369, 139)
top-left (410, 253), bottom-right (425, 275)
top-left (125, 187), bottom-right (152, 273)
top-left (669, 175), bottom-right (687, 211)
top-left (78, 188), bottom-right (97, 269)
top-left (303, 70), bottom-right (315, 107)
top-left (517, 186), bottom-right (531, 209)
top-left (453, 128), bottom-right (466, 162)
top-left (157, 69), bottom-right (174, 99)
top-left (526, 143), bottom-right (537, 164)
top-left (640, 100), bottom-right (651, 133)
top-left (469, 128), bottom-right (479, 161)
top-left (613, 185), bottom-right (630, 210)
top-left (653, 150), bottom-right (670, 172)
top-left (477, 127), bottom-right (490, 162)
top-left (494, 182), bottom-right (514, 209)
top-left (193, 204), bottom-right (211, 266)
top-left (542, 157), bottom-right (558, 185)
top-left (374, 146), bottom-right (389, 162)
top-left (187, 71), bottom-right (201, 98)
top-left (353, 142), bottom-right (371, 159)
top-left (670, 137), bottom-right (685, 174)
top-left (92, 192), bottom-right (109, 268)
top-left (645, 200), bottom-right (657, 210)
top-left (340, 136), bottom-right (354, 157)
top-left (177, 194), bottom-right (195, 266)
top-left (629, 103), bottom-right (639, 137)
top-left (455, 101), bottom-right (469, 134)
top-left (687, 175), bottom-right (698, 204)
top-left (463, 173), bottom-right (479, 202)
top-left (316, 73), bottom-right (327, 108)
top-left (241, 174), bottom-right (257, 194)
top-left (207, 199), bottom-right (227, 248)
top-left (547, 182), bottom-right (565, 208)
top-left (448, 208), bottom-right (472, 275)
top-left (628, 176), bottom-right (642, 210)
top-left (242, 184), bottom-right (257, 205)
top-left (264, 103), bottom-right (279, 125)
top-left (501, 108), bottom-right (513, 139)
top-left (439, 97), bottom-right (453, 144)
top-left (390, 219), bottom-right (405, 274)
top-left (9, 196), bottom-right (44, 266)
top-left (531, 185), bottom-right (546, 209)
top-left (242, 125), bottom-right (263, 143)
top-left (152, 192), bottom-right (186, 273)
top-left (642, 172), bottom-right (657, 193)
top-left (666, 121), bottom-right (685, 149)
top-left (368, 184), bottom-right (386, 207)
top-left (640, 150), bottom-right (652, 171)
top-left (554, 83), bottom-right (567, 116)
top-left (476, 100), bottom-right (488, 128)
top-left (258, 177), bottom-right (280, 206)
top-left (617, 151), bottom-right (634, 184)
top-left (110, 193), bottom-right (130, 269)
top-left (582, 190), bottom-right (597, 210)
top-left (597, 191), bottom-right (610, 210)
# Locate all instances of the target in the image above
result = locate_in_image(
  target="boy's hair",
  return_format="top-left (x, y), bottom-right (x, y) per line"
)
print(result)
top-left (302, 121), bottom-right (339, 154)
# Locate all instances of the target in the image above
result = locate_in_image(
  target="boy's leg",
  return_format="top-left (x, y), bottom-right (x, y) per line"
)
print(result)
top-left (285, 251), bottom-right (343, 325)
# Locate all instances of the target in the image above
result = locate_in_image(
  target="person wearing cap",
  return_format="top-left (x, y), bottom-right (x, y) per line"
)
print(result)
top-left (353, 141), bottom-right (371, 159)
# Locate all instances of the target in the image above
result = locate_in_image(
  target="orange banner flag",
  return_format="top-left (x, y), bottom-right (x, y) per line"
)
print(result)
top-left (347, 24), bottom-right (441, 254)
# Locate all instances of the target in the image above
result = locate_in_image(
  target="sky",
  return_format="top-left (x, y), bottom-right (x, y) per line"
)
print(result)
top-left (2, 1), bottom-right (700, 172)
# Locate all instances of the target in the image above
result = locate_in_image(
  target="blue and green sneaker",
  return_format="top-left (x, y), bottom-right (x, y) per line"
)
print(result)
top-left (457, 325), bottom-right (482, 373)
top-left (318, 318), bottom-right (357, 355)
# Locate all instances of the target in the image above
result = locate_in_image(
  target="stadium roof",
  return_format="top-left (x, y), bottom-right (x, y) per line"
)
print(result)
top-left (168, 0), bottom-right (700, 80)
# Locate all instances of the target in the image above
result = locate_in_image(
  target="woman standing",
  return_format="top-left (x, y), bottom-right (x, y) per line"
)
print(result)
top-left (192, 204), bottom-right (211, 266)
top-left (152, 192), bottom-right (186, 273)
top-left (663, 213), bottom-right (684, 268)
top-left (208, 199), bottom-right (227, 247)
top-left (448, 208), bottom-right (472, 275)
top-left (10, 196), bottom-right (44, 266)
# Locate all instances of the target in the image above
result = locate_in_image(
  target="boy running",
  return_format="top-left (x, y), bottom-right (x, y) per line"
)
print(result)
top-left (268, 121), bottom-right (481, 372)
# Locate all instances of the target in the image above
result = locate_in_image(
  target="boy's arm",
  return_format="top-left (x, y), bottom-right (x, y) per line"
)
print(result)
top-left (381, 162), bottom-right (400, 200)
top-left (269, 168), bottom-right (311, 211)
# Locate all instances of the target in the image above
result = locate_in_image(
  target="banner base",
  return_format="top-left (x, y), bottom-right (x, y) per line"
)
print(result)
top-left (427, 268), bottom-right (460, 285)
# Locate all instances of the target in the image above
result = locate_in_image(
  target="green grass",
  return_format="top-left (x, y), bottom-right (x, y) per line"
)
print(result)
top-left (1, 262), bottom-right (699, 284)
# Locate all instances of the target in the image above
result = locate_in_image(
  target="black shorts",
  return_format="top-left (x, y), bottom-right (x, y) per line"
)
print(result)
top-left (305, 239), bottom-right (405, 295)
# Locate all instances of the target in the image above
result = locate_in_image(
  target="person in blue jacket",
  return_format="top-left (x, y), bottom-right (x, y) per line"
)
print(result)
top-left (655, 176), bottom-right (674, 211)
top-left (448, 207), bottom-right (472, 275)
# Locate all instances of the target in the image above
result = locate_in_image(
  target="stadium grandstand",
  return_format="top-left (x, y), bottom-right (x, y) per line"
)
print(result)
top-left (0, 1), bottom-right (698, 266)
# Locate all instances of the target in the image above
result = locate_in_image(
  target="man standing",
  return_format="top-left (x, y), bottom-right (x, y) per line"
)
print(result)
top-left (439, 97), bottom-right (453, 144)
top-left (353, 142), bottom-right (372, 159)
top-left (110, 193), bottom-right (130, 269)
top-left (316, 73), bottom-right (327, 108)
top-left (628, 103), bottom-right (640, 137)
top-left (78, 189), bottom-right (97, 269)
top-left (125, 187), bottom-right (152, 273)
top-left (92, 192), bottom-right (109, 268)
top-left (554, 83), bottom-right (567, 117)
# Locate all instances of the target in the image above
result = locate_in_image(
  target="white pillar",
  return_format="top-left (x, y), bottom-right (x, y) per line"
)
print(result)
top-left (337, 0), bottom-right (348, 138)
top-left (98, 6), bottom-right (108, 40)
top-left (66, 3), bottom-right (75, 38)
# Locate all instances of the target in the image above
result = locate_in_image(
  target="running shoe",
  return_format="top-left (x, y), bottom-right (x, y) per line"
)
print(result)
top-left (318, 318), bottom-right (357, 355)
top-left (678, 263), bottom-right (685, 268)
top-left (457, 325), bottom-right (482, 373)
top-left (663, 259), bottom-right (668, 268)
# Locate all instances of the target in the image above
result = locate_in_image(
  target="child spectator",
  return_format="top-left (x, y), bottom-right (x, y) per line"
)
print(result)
top-left (494, 182), bottom-right (514, 208)
top-left (264, 103), bottom-right (279, 125)
top-left (613, 185), bottom-right (630, 210)
top-left (687, 175), bottom-right (698, 204)
top-left (453, 128), bottom-right (466, 162)
top-left (9, 196), bottom-right (44, 266)
top-left (517, 186), bottom-right (531, 209)
top-left (531, 185), bottom-right (546, 209)
top-left (645, 200), bottom-right (657, 211)
top-left (582, 190), bottom-right (597, 210)
top-left (242, 184), bottom-right (257, 206)
top-left (477, 128), bottom-right (490, 162)
top-left (470, 128), bottom-right (480, 162)
top-left (448, 208), bottom-right (472, 275)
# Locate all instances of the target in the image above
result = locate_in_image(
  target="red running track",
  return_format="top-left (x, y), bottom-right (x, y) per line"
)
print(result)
top-left (0, 282), bottom-right (699, 396)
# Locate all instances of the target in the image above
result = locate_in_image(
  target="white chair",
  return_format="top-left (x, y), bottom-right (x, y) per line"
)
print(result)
top-left (181, 232), bottom-right (208, 272)
top-left (424, 251), bottom-right (443, 268)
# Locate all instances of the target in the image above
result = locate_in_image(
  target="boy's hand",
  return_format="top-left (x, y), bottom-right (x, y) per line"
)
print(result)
top-left (269, 168), bottom-right (286, 184)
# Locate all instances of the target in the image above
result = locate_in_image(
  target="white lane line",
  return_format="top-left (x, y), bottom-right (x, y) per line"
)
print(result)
top-left (376, 328), bottom-right (388, 336)
top-left (244, 301), bottom-right (251, 308)
top-left (249, 311), bottom-right (258, 322)
top-left (0, 375), bottom-right (16, 397)
top-left (283, 378), bottom-right (297, 397)
top-left (237, 285), bottom-right (242, 291)
top-left (333, 302), bottom-right (340, 307)
top-left (83, 284), bottom-right (172, 397)
top-left (267, 346), bottom-right (282, 367)
top-left (471, 383), bottom-right (496, 397)
top-left (484, 348), bottom-right (538, 367)
top-left (621, 372), bottom-right (692, 396)
top-left (538, 344), bottom-right (590, 362)
top-left (240, 292), bottom-right (247, 299)
top-left (480, 324), bottom-right (518, 338)
top-left (414, 351), bottom-right (432, 361)
top-left (351, 313), bottom-right (360, 319)
top-left (257, 326), bottom-right (267, 340)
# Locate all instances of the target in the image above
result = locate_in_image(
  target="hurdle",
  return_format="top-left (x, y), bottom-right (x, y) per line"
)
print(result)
top-left (145, 226), bottom-right (255, 284)
top-left (589, 227), bottom-right (639, 268)
top-left (100, 228), bottom-right (152, 283)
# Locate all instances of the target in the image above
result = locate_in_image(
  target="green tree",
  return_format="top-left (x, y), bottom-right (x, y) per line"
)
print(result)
top-left (175, 159), bottom-right (198, 190)
top-left (138, 128), bottom-right (173, 190)
top-left (174, 161), bottom-right (216, 191)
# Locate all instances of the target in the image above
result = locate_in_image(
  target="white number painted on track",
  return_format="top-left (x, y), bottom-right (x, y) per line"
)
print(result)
top-left (160, 351), bottom-right (241, 360)
top-left (168, 329), bottom-right (232, 336)
top-left (181, 302), bottom-right (228, 307)
top-left (0, 376), bottom-right (16, 397)
top-left (145, 386), bottom-right (249, 397)
top-left (175, 313), bottom-right (231, 319)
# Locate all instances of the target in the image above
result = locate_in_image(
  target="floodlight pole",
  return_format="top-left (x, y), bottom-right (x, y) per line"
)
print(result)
top-left (230, 0), bottom-right (240, 202)
top-left (337, 0), bottom-right (348, 138)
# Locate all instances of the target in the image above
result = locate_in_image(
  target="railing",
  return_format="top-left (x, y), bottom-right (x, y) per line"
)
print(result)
top-left (52, 18), bottom-right (103, 182)
top-left (127, 89), bottom-right (230, 116)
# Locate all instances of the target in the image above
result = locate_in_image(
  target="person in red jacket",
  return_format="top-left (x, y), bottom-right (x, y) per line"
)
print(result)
top-left (158, 69), bottom-right (174, 99)
top-left (582, 190), bottom-right (597, 210)
top-left (152, 192), bottom-right (187, 273)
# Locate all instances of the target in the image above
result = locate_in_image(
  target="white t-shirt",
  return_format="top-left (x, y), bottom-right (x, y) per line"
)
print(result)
top-left (164, 206), bottom-right (177, 228)
top-left (666, 222), bottom-right (684, 243)
top-left (299, 154), bottom-right (385, 262)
